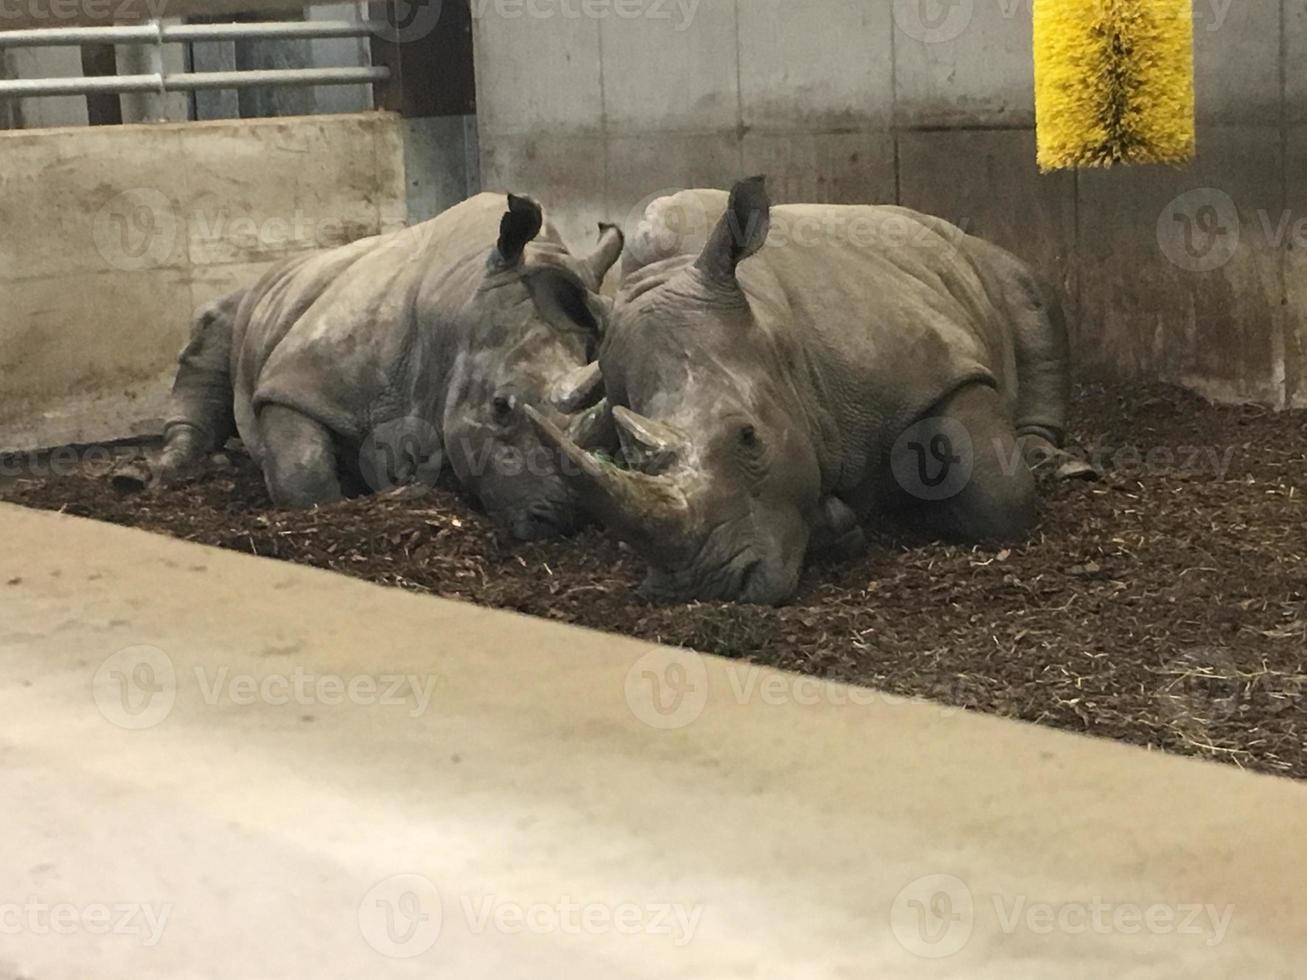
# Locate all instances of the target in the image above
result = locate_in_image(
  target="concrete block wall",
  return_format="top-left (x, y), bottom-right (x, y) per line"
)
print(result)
top-left (472, 0), bottom-right (1305, 408)
top-left (0, 113), bottom-right (407, 451)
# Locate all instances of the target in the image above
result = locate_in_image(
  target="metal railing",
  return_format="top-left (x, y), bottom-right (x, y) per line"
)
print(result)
top-left (0, 18), bottom-right (388, 99)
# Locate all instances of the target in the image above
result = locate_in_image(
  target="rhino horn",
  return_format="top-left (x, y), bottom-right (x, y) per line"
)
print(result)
top-left (568, 397), bottom-right (618, 453)
top-left (612, 406), bottom-right (685, 475)
top-left (550, 361), bottom-right (605, 414)
top-left (525, 404), bottom-right (689, 553)
top-left (581, 222), bottom-right (625, 290)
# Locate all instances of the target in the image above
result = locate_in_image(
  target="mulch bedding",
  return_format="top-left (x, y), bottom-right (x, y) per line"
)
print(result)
top-left (4, 383), bottom-right (1305, 778)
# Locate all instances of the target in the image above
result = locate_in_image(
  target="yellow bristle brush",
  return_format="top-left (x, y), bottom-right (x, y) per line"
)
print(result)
top-left (1034, 0), bottom-right (1196, 171)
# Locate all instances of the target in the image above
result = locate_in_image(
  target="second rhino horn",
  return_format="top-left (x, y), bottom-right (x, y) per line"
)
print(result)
top-left (550, 361), bottom-right (605, 415)
top-left (613, 406), bottom-right (684, 475)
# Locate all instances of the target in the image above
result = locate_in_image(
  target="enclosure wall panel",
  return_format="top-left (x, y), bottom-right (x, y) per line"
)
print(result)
top-left (598, 0), bottom-right (738, 135)
top-left (605, 132), bottom-right (742, 230)
top-left (0, 112), bottom-right (407, 451)
top-left (1077, 125), bottom-right (1287, 405)
top-left (740, 131), bottom-right (898, 207)
top-left (1192, 0), bottom-right (1282, 125)
top-left (737, 0), bottom-right (893, 132)
top-left (897, 127), bottom-right (1077, 322)
top-left (471, 7), bottom-right (603, 137)
top-left (1284, 124), bottom-right (1307, 407)
top-left (1288, 0), bottom-right (1307, 124)
top-left (473, 0), bottom-right (1303, 406)
top-left (890, 0), bottom-right (1036, 128)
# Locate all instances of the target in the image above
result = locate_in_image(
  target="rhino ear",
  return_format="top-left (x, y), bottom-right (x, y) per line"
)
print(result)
top-left (580, 222), bottom-right (625, 290)
top-left (695, 176), bottom-right (770, 284)
top-left (495, 193), bottom-right (544, 267)
top-left (525, 267), bottom-right (610, 343)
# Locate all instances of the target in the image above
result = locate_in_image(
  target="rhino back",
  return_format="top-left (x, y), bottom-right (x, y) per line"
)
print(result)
top-left (231, 193), bottom-right (507, 455)
top-left (728, 205), bottom-right (1017, 478)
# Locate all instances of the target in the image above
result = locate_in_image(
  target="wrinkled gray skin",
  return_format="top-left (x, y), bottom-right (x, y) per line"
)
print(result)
top-left (157, 192), bottom-right (622, 540)
top-left (530, 178), bottom-right (1070, 603)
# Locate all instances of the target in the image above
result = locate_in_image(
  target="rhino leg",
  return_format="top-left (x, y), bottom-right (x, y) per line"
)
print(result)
top-left (1008, 273), bottom-right (1070, 449)
top-left (257, 404), bottom-right (343, 509)
top-left (893, 384), bottom-right (1037, 543)
top-left (155, 293), bottom-right (240, 484)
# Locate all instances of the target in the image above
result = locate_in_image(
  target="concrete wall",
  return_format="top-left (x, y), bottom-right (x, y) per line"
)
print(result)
top-left (0, 103), bottom-right (478, 452)
top-left (472, 0), bottom-right (1306, 408)
top-left (0, 112), bottom-right (408, 450)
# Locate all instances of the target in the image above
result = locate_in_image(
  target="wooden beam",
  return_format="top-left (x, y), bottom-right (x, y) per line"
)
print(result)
top-left (0, 1), bottom-right (347, 31)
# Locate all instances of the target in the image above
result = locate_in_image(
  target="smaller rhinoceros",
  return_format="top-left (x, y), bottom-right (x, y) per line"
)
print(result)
top-left (157, 192), bottom-right (622, 540)
top-left (529, 178), bottom-right (1074, 602)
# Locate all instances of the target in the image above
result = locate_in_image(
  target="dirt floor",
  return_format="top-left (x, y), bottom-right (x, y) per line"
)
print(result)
top-left (4, 383), bottom-right (1305, 778)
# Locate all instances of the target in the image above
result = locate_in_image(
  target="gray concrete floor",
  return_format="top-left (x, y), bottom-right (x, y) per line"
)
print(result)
top-left (2, 504), bottom-right (1305, 978)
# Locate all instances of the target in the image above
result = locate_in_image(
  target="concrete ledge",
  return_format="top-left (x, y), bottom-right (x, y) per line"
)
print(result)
top-left (0, 112), bottom-right (406, 451)
top-left (1, 504), bottom-right (1305, 977)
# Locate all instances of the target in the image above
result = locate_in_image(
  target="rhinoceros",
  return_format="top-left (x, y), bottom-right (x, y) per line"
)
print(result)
top-left (528, 177), bottom-right (1074, 603)
top-left (157, 192), bottom-right (622, 540)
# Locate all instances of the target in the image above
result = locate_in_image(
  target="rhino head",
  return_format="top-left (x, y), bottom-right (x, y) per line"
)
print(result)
top-left (529, 178), bottom-right (828, 602)
top-left (442, 195), bottom-right (623, 541)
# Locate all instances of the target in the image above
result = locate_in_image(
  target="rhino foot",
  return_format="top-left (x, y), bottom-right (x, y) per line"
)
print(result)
top-left (110, 458), bottom-right (153, 494)
top-left (817, 527), bottom-right (869, 562)
top-left (1019, 435), bottom-right (1100, 484)
top-left (378, 483), bottom-right (434, 502)
top-left (1055, 457), bottom-right (1099, 482)
top-left (152, 424), bottom-right (213, 487)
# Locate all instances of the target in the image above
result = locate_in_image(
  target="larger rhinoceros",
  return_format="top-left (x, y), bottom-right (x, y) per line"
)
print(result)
top-left (157, 192), bottom-right (622, 540)
top-left (529, 178), bottom-right (1072, 603)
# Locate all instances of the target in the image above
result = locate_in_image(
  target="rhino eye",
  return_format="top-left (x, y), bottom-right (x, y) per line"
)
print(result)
top-left (492, 394), bottom-right (515, 424)
top-left (738, 424), bottom-right (759, 449)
